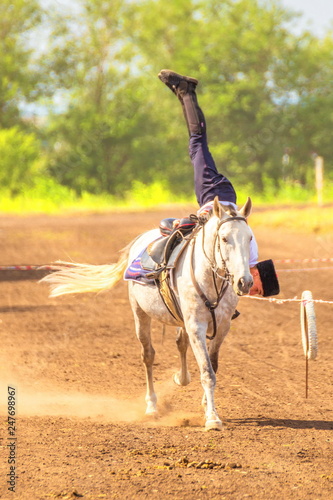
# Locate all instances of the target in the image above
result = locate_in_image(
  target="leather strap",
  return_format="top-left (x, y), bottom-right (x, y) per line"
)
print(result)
top-left (190, 239), bottom-right (228, 340)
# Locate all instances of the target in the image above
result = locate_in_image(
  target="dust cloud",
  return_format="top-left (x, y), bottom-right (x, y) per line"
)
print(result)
top-left (0, 365), bottom-right (203, 428)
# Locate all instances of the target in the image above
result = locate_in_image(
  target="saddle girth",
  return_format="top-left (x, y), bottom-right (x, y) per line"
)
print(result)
top-left (189, 237), bottom-right (229, 341)
top-left (152, 218), bottom-right (201, 324)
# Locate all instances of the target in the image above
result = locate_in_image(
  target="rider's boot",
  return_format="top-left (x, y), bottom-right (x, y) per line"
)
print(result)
top-left (158, 69), bottom-right (205, 136)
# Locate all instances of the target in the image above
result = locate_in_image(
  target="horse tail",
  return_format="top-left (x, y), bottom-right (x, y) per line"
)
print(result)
top-left (41, 242), bottom-right (132, 298)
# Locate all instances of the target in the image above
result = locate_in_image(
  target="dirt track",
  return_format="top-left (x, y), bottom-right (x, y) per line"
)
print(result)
top-left (0, 208), bottom-right (332, 499)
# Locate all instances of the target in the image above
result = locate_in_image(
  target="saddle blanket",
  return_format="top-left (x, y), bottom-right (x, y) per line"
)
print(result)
top-left (123, 228), bottom-right (162, 284)
top-left (124, 248), bottom-right (155, 285)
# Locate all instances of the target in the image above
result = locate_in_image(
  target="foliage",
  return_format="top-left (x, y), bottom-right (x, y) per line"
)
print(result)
top-left (276, 34), bottom-right (333, 179)
top-left (1, 0), bottom-right (333, 202)
top-left (1, 177), bottom-right (333, 217)
top-left (0, 0), bottom-right (43, 128)
top-left (0, 127), bottom-right (45, 194)
top-left (0, 179), bottom-right (195, 214)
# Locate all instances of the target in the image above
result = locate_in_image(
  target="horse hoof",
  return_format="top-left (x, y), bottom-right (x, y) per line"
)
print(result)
top-left (145, 410), bottom-right (159, 420)
top-left (173, 372), bottom-right (191, 386)
top-left (205, 419), bottom-right (223, 431)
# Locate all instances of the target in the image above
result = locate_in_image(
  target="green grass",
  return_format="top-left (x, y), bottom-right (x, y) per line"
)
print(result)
top-left (0, 179), bottom-right (197, 215)
top-left (1, 178), bottom-right (332, 234)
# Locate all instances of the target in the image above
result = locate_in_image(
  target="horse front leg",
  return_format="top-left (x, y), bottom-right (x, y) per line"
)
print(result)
top-left (187, 323), bottom-right (222, 431)
top-left (201, 320), bottom-right (231, 410)
top-left (130, 295), bottom-right (157, 417)
top-left (173, 327), bottom-right (191, 386)
top-left (208, 320), bottom-right (231, 373)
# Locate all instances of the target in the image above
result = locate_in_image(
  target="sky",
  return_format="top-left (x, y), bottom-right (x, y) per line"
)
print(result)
top-left (280, 0), bottom-right (333, 37)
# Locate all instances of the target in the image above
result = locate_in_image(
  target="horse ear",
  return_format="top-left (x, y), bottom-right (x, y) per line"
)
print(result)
top-left (213, 196), bottom-right (224, 218)
top-left (239, 197), bottom-right (252, 218)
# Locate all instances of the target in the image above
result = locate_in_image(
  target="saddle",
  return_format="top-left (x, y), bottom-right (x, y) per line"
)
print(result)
top-left (140, 216), bottom-right (198, 323)
top-left (141, 217), bottom-right (197, 278)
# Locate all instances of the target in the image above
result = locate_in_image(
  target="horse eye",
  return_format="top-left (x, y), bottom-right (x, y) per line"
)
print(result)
top-left (250, 235), bottom-right (253, 241)
top-left (221, 236), bottom-right (228, 243)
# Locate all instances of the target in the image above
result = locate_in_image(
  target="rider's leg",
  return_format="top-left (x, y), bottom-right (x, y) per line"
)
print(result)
top-left (157, 70), bottom-right (279, 298)
top-left (158, 70), bottom-right (236, 207)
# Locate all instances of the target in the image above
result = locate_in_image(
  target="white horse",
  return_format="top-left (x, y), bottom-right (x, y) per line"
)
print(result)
top-left (42, 197), bottom-right (253, 431)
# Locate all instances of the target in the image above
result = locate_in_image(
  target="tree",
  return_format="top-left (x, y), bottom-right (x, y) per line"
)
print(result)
top-left (274, 33), bottom-right (333, 182)
top-left (0, 127), bottom-right (44, 194)
top-left (125, 0), bottom-right (303, 192)
top-left (41, 0), bottom-right (333, 196)
top-left (43, 1), bottom-right (153, 194)
top-left (0, 0), bottom-right (43, 128)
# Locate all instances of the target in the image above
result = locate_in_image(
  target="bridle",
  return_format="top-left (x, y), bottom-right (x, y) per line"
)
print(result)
top-left (202, 216), bottom-right (247, 282)
top-left (190, 215), bottom-right (247, 340)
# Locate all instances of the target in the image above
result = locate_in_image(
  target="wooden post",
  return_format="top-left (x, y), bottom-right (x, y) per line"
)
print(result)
top-left (315, 156), bottom-right (324, 207)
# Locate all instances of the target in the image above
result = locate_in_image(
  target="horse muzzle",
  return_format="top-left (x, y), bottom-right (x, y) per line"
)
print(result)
top-left (236, 276), bottom-right (253, 296)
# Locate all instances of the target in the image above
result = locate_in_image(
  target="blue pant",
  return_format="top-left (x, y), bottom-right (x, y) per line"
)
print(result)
top-left (189, 133), bottom-right (236, 207)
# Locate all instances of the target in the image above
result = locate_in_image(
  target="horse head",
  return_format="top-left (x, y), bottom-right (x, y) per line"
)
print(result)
top-left (212, 196), bottom-right (253, 296)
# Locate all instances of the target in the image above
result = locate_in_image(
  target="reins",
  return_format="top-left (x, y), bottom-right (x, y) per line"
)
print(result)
top-left (190, 215), bottom-right (247, 341)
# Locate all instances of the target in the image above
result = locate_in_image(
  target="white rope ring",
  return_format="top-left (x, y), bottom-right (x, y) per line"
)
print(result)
top-left (300, 290), bottom-right (318, 360)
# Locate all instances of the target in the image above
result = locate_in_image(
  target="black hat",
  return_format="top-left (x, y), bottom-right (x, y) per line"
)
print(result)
top-left (257, 259), bottom-right (280, 297)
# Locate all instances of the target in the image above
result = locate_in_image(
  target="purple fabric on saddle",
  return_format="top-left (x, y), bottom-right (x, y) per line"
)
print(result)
top-left (124, 249), bottom-right (154, 284)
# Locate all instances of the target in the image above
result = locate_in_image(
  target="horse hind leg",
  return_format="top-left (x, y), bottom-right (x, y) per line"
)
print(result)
top-left (173, 327), bottom-right (191, 386)
top-left (130, 294), bottom-right (157, 417)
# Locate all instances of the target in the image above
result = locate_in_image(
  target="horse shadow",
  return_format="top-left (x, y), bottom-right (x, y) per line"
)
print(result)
top-left (0, 304), bottom-right (68, 313)
top-left (228, 417), bottom-right (333, 430)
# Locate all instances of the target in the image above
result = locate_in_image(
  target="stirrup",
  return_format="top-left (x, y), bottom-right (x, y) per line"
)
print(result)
top-left (231, 310), bottom-right (240, 320)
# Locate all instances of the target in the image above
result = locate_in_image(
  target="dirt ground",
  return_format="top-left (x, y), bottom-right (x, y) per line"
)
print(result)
top-left (0, 207), bottom-right (332, 500)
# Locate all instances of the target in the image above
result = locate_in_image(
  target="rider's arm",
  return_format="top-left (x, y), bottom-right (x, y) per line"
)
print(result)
top-left (249, 227), bottom-right (258, 268)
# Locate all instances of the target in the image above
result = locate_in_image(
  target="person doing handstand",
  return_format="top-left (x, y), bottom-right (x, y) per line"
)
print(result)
top-left (157, 69), bottom-right (279, 297)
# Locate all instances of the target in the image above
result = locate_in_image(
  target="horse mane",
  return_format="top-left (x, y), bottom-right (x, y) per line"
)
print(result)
top-left (222, 204), bottom-right (238, 217)
top-left (206, 202), bottom-right (238, 220)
